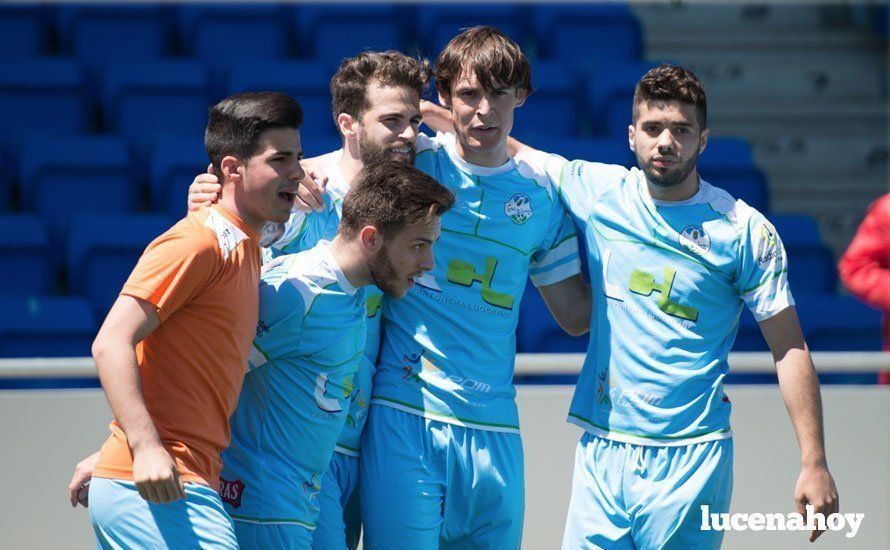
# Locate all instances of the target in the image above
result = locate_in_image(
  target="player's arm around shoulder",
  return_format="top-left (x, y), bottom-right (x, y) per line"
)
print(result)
top-left (537, 275), bottom-right (591, 336)
top-left (251, 259), bottom-right (309, 367)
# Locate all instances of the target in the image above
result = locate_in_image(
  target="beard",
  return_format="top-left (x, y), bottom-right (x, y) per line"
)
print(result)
top-left (368, 245), bottom-right (404, 298)
top-left (640, 150), bottom-right (699, 188)
top-left (359, 133), bottom-right (415, 166)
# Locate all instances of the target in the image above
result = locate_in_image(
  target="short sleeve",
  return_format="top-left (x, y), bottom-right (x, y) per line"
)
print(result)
top-left (121, 228), bottom-right (220, 323)
top-left (249, 266), bottom-right (306, 369)
top-left (736, 212), bottom-right (795, 321)
top-left (529, 199), bottom-right (582, 287)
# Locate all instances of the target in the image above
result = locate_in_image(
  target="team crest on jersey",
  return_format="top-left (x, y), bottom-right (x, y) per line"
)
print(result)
top-left (219, 477), bottom-right (245, 509)
top-left (679, 225), bottom-right (711, 254)
top-left (504, 193), bottom-right (533, 224)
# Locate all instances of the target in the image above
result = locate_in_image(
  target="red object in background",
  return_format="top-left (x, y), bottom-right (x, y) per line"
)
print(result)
top-left (838, 194), bottom-right (890, 351)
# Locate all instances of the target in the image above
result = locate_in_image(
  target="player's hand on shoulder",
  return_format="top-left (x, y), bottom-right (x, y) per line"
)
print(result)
top-left (794, 463), bottom-right (839, 542)
top-left (187, 164), bottom-right (222, 212)
top-left (68, 451), bottom-right (100, 508)
top-left (296, 165), bottom-right (327, 213)
top-left (132, 444), bottom-right (187, 504)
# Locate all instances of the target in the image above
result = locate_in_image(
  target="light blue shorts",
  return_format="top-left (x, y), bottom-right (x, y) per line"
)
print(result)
top-left (360, 405), bottom-right (524, 549)
top-left (312, 451), bottom-right (361, 550)
top-left (88, 477), bottom-right (237, 549)
top-left (234, 520), bottom-right (311, 550)
top-left (562, 433), bottom-right (733, 550)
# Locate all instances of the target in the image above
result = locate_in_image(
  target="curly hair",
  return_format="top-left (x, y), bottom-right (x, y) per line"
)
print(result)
top-left (330, 50), bottom-right (430, 126)
top-left (632, 64), bottom-right (707, 129)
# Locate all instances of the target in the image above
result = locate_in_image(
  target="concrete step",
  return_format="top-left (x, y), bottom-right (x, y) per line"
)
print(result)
top-left (645, 29), bottom-right (884, 55)
top-left (734, 133), bottom-right (889, 176)
top-left (633, 4), bottom-right (827, 31)
top-left (651, 51), bottom-right (887, 100)
top-left (710, 98), bottom-right (888, 134)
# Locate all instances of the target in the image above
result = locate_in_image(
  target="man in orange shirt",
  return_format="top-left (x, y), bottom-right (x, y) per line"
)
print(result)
top-left (82, 92), bottom-right (304, 548)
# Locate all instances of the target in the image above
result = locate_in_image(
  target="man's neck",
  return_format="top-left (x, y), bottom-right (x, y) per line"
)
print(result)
top-left (218, 189), bottom-right (263, 233)
top-left (328, 235), bottom-right (371, 290)
top-left (645, 171), bottom-right (701, 203)
top-left (455, 139), bottom-right (509, 168)
top-left (339, 140), bottom-right (365, 184)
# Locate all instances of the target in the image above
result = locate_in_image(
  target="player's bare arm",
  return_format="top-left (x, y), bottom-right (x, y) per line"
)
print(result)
top-left (92, 295), bottom-right (186, 505)
top-left (537, 275), bottom-right (591, 336)
top-left (759, 306), bottom-right (839, 543)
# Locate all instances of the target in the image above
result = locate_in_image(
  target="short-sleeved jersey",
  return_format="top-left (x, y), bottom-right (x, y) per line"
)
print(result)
top-left (527, 152), bottom-right (795, 444)
top-left (261, 151), bottom-right (381, 455)
top-left (93, 205), bottom-right (261, 488)
top-left (372, 132), bottom-right (581, 433)
top-left (220, 243), bottom-right (367, 529)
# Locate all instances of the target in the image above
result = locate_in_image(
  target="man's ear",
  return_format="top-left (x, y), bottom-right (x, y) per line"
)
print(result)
top-left (220, 156), bottom-right (242, 183)
top-left (359, 226), bottom-right (382, 253)
top-left (698, 127), bottom-right (710, 155)
top-left (437, 84), bottom-right (452, 109)
top-left (628, 124), bottom-right (636, 154)
top-left (338, 113), bottom-right (357, 139)
top-left (514, 88), bottom-right (527, 108)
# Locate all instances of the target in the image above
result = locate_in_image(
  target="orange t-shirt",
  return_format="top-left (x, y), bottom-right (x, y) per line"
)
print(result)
top-left (93, 205), bottom-right (261, 488)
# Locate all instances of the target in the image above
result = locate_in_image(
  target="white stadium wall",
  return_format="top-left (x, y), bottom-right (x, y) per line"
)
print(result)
top-left (0, 353), bottom-right (887, 549)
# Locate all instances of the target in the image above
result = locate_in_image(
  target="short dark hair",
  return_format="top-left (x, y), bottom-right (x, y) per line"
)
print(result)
top-left (330, 51), bottom-right (430, 127)
top-left (435, 26), bottom-right (532, 100)
top-left (339, 161), bottom-right (455, 240)
top-left (632, 64), bottom-right (707, 129)
top-left (205, 92), bottom-right (303, 175)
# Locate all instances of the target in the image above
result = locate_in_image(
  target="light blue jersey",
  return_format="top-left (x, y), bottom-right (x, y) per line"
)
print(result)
top-left (262, 151), bottom-right (381, 457)
top-left (372, 132), bottom-right (581, 433)
top-left (528, 153), bottom-right (794, 444)
top-left (219, 243), bottom-right (366, 534)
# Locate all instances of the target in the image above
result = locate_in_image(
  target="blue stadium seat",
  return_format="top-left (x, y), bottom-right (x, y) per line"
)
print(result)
top-left (0, 296), bottom-right (96, 358)
top-left (770, 213), bottom-right (836, 294)
top-left (796, 294), bottom-right (882, 351)
top-left (18, 135), bottom-right (135, 236)
top-left (699, 137), bottom-right (770, 213)
top-left (521, 136), bottom-right (634, 167)
top-left (150, 137), bottom-right (208, 217)
top-left (585, 61), bottom-right (660, 137)
top-left (296, 4), bottom-right (409, 69)
top-left (517, 281), bottom-right (588, 353)
top-left (0, 5), bottom-right (51, 57)
top-left (531, 4), bottom-right (642, 63)
top-left (512, 62), bottom-right (583, 138)
top-left (56, 5), bottom-right (171, 65)
top-left (416, 4), bottom-right (528, 58)
top-left (101, 60), bottom-right (210, 146)
top-left (0, 215), bottom-right (51, 296)
top-left (67, 215), bottom-right (173, 317)
top-left (732, 308), bottom-right (769, 351)
top-left (177, 5), bottom-right (291, 64)
top-left (225, 61), bottom-right (338, 140)
top-left (0, 60), bottom-right (89, 146)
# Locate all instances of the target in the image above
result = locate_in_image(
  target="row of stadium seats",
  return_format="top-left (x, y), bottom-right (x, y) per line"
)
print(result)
top-left (1, 284), bottom-right (881, 359)
top-left (2, 4), bottom-right (641, 66)
top-left (516, 287), bottom-right (883, 354)
top-left (0, 210), bottom-right (836, 321)
top-left (1, 133), bottom-right (769, 219)
top-left (0, 57), bottom-right (675, 154)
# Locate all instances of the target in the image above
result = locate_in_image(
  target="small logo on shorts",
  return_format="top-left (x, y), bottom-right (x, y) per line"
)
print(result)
top-left (219, 477), bottom-right (245, 509)
top-left (505, 193), bottom-right (533, 225)
top-left (679, 225), bottom-right (711, 254)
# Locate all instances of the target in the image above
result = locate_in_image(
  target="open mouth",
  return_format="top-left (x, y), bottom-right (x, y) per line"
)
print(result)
top-left (278, 191), bottom-right (297, 204)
